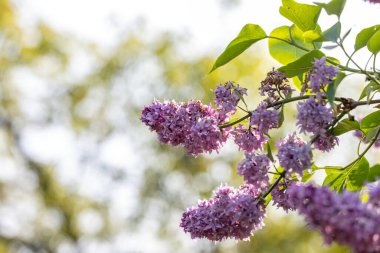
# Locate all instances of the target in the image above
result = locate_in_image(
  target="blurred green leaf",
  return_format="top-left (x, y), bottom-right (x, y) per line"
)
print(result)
top-left (367, 30), bottom-right (380, 54)
top-left (278, 50), bottom-right (324, 77)
top-left (210, 24), bottom-right (266, 72)
top-left (346, 157), bottom-right (369, 191)
top-left (315, 22), bottom-right (341, 42)
top-left (269, 25), bottom-right (319, 65)
top-left (354, 25), bottom-right (380, 51)
top-left (279, 0), bottom-right (321, 32)
top-left (326, 72), bottom-right (346, 107)
top-left (368, 164), bottom-right (380, 182)
top-left (359, 80), bottom-right (380, 101)
top-left (332, 118), bottom-right (360, 136)
top-left (315, 0), bottom-right (346, 17)
top-left (361, 110), bottom-right (380, 130)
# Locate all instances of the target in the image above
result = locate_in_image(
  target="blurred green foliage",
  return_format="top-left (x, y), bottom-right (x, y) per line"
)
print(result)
top-left (0, 0), bottom-right (350, 252)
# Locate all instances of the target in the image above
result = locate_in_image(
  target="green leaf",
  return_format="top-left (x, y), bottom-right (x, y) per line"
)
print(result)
top-left (323, 169), bottom-right (345, 192)
top-left (359, 81), bottom-right (380, 101)
top-left (368, 164), bottom-right (380, 182)
top-left (346, 157), bottom-right (369, 191)
top-left (302, 165), bottom-right (321, 182)
top-left (355, 25), bottom-right (380, 51)
top-left (278, 50), bottom-right (325, 77)
top-left (315, 22), bottom-right (341, 42)
top-left (210, 24), bottom-right (267, 72)
top-left (332, 118), bottom-right (360, 136)
top-left (268, 25), bottom-right (319, 65)
top-left (303, 30), bottom-right (321, 42)
top-left (367, 30), bottom-right (380, 54)
top-left (326, 72), bottom-right (346, 107)
top-left (323, 158), bottom-right (370, 192)
top-left (280, 0), bottom-right (321, 32)
top-left (364, 126), bottom-right (380, 141)
top-left (361, 110), bottom-right (380, 130)
top-left (315, 0), bottom-right (346, 17)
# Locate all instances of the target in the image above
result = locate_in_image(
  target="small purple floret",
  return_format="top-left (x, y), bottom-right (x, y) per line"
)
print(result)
top-left (296, 97), bottom-right (334, 135)
top-left (250, 103), bottom-right (279, 134)
top-left (237, 153), bottom-right (271, 190)
top-left (232, 125), bottom-right (268, 152)
top-left (276, 133), bottom-right (312, 178)
top-left (214, 81), bottom-right (247, 116)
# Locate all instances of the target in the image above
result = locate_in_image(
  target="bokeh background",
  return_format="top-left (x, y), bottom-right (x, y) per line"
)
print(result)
top-left (0, 0), bottom-right (379, 252)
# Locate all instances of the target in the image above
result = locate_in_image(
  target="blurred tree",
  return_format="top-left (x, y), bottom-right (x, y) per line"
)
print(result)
top-left (0, 0), bottom-right (350, 252)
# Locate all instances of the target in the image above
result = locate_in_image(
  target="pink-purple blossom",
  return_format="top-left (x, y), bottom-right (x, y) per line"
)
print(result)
top-left (237, 153), bottom-right (271, 190)
top-left (288, 183), bottom-right (380, 253)
top-left (302, 57), bottom-right (339, 100)
top-left (180, 184), bottom-right (265, 241)
top-left (250, 103), bottom-right (279, 134)
top-left (141, 100), bottom-right (229, 156)
top-left (232, 125), bottom-right (268, 152)
top-left (259, 69), bottom-right (292, 101)
top-left (214, 81), bottom-right (247, 116)
top-left (276, 133), bottom-right (312, 178)
top-left (271, 181), bottom-right (294, 212)
top-left (313, 132), bottom-right (339, 152)
top-left (296, 97), bottom-right (334, 135)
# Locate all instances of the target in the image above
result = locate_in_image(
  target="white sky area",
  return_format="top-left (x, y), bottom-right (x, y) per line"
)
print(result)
top-left (3, 0), bottom-right (380, 252)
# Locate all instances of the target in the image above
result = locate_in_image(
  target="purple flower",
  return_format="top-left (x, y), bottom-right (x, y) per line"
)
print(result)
top-left (214, 81), bottom-right (247, 116)
top-left (288, 183), bottom-right (380, 253)
top-left (250, 103), bottom-right (279, 134)
top-left (141, 100), bottom-right (229, 156)
top-left (232, 125), bottom-right (268, 152)
top-left (313, 132), bottom-right (339, 152)
top-left (259, 69), bottom-right (292, 101)
top-left (185, 116), bottom-right (229, 156)
top-left (180, 184), bottom-right (265, 241)
top-left (296, 97), bottom-right (334, 135)
top-left (276, 133), bottom-right (312, 178)
top-left (237, 153), bottom-right (271, 190)
top-left (302, 57), bottom-right (339, 100)
top-left (271, 181), bottom-right (294, 212)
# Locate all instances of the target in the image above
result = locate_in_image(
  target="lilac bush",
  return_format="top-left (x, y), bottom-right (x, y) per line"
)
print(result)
top-left (142, 0), bottom-right (380, 252)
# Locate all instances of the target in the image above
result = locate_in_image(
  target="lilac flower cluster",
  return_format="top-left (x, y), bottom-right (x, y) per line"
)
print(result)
top-left (237, 153), bottom-right (271, 191)
top-left (296, 97), bottom-right (333, 134)
top-left (232, 125), bottom-right (268, 152)
top-left (180, 184), bottom-right (265, 241)
top-left (271, 181), bottom-right (294, 212)
top-left (259, 69), bottom-right (292, 101)
top-left (276, 133), bottom-right (312, 178)
top-left (296, 97), bottom-right (338, 151)
top-left (302, 57), bottom-right (339, 100)
top-left (141, 100), bottom-right (229, 156)
top-left (250, 103), bottom-right (279, 134)
top-left (288, 183), bottom-right (380, 253)
top-left (214, 81), bottom-right (247, 116)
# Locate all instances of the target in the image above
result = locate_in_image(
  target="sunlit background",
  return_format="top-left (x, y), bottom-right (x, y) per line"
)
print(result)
top-left (0, 0), bottom-right (379, 252)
